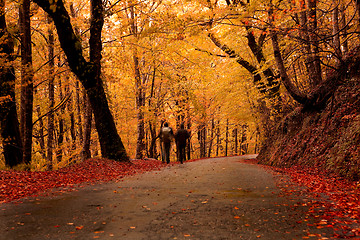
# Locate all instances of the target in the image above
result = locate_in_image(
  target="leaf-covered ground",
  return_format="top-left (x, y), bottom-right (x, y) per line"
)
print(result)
top-left (0, 158), bottom-right (170, 204)
top-left (271, 165), bottom-right (360, 239)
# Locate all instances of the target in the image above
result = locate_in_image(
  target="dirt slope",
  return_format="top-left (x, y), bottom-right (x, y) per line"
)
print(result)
top-left (258, 76), bottom-right (360, 180)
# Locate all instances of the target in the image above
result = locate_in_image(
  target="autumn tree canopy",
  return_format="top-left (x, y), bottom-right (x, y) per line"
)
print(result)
top-left (0, 0), bottom-right (359, 169)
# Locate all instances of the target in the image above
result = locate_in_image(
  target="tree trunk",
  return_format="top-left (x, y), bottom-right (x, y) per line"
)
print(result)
top-left (82, 91), bottom-right (92, 160)
top-left (129, 4), bottom-right (146, 160)
top-left (216, 120), bottom-right (220, 156)
top-left (233, 127), bottom-right (238, 155)
top-left (208, 33), bottom-right (267, 95)
top-left (339, 2), bottom-right (348, 54)
top-left (76, 81), bottom-right (83, 142)
top-left (332, 0), bottom-right (341, 62)
top-left (47, 15), bottom-right (55, 170)
top-left (207, 118), bottom-right (215, 157)
top-left (186, 117), bottom-right (191, 161)
top-left (56, 67), bottom-right (65, 162)
top-left (198, 122), bottom-right (206, 158)
top-left (270, 3), bottom-right (359, 109)
top-left (19, 0), bottom-right (34, 164)
top-left (70, 4), bottom-right (83, 145)
top-left (33, 0), bottom-right (128, 161)
top-left (0, 4), bottom-right (23, 167)
top-left (36, 106), bottom-right (46, 159)
top-left (269, 7), bottom-right (308, 105)
top-left (307, 0), bottom-right (322, 85)
top-left (147, 65), bottom-right (157, 159)
top-left (356, 0), bottom-right (360, 27)
top-left (225, 119), bottom-right (229, 156)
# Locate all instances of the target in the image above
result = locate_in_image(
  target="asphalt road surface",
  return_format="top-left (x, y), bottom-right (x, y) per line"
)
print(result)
top-left (0, 155), bottom-right (331, 239)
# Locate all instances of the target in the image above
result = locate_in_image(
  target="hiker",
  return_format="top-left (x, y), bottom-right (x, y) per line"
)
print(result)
top-left (175, 123), bottom-right (190, 164)
top-left (159, 122), bottom-right (174, 164)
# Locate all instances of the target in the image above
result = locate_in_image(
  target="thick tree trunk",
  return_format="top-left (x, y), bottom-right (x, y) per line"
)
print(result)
top-left (19, 0), bottom-right (34, 164)
top-left (33, 0), bottom-right (128, 161)
top-left (0, 7), bottom-right (23, 166)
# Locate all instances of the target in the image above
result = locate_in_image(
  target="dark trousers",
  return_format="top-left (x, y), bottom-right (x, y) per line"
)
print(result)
top-left (161, 141), bottom-right (171, 164)
top-left (177, 144), bottom-right (186, 164)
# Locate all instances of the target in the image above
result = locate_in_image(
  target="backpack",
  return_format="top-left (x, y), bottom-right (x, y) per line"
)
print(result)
top-left (161, 127), bottom-right (173, 142)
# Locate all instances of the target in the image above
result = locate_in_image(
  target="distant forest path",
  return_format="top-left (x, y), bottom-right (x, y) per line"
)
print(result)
top-left (0, 156), bottom-right (332, 240)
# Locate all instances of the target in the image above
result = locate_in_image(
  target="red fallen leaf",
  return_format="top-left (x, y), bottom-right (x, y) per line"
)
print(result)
top-left (268, 164), bottom-right (360, 239)
top-left (54, 225), bottom-right (60, 228)
top-left (76, 226), bottom-right (84, 230)
top-left (0, 159), bottom-right (173, 203)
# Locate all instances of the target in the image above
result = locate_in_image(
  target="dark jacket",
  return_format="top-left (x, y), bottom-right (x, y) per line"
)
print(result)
top-left (175, 129), bottom-right (190, 147)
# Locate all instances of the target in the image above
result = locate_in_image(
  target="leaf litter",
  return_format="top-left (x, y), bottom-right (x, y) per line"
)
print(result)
top-left (0, 158), bottom-right (168, 203)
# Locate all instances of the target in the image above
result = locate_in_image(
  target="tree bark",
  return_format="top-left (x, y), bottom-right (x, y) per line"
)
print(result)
top-left (128, 4), bottom-right (146, 160)
top-left (36, 106), bottom-right (46, 159)
top-left (208, 33), bottom-right (267, 95)
top-left (207, 118), bottom-right (215, 157)
top-left (233, 127), bottom-right (238, 155)
top-left (19, 0), bottom-right (34, 164)
top-left (225, 119), bottom-right (229, 156)
top-left (33, 0), bottom-right (128, 161)
top-left (269, 6), bottom-right (309, 105)
top-left (0, 2), bottom-right (23, 167)
top-left (56, 61), bottom-right (65, 163)
top-left (82, 91), bottom-right (92, 160)
top-left (216, 120), bottom-right (220, 156)
top-left (47, 15), bottom-right (55, 170)
top-left (339, 2), bottom-right (348, 54)
top-left (332, 0), bottom-right (342, 62)
top-left (269, 3), bottom-right (358, 109)
top-left (307, 0), bottom-right (322, 85)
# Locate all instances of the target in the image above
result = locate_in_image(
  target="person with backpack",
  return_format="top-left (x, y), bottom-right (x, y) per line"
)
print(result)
top-left (175, 123), bottom-right (190, 164)
top-left (159, 122), bottom-right (174, 164)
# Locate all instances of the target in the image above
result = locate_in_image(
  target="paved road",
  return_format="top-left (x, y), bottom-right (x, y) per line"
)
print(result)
top-left (0, 156), bottom-right (330, 239)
